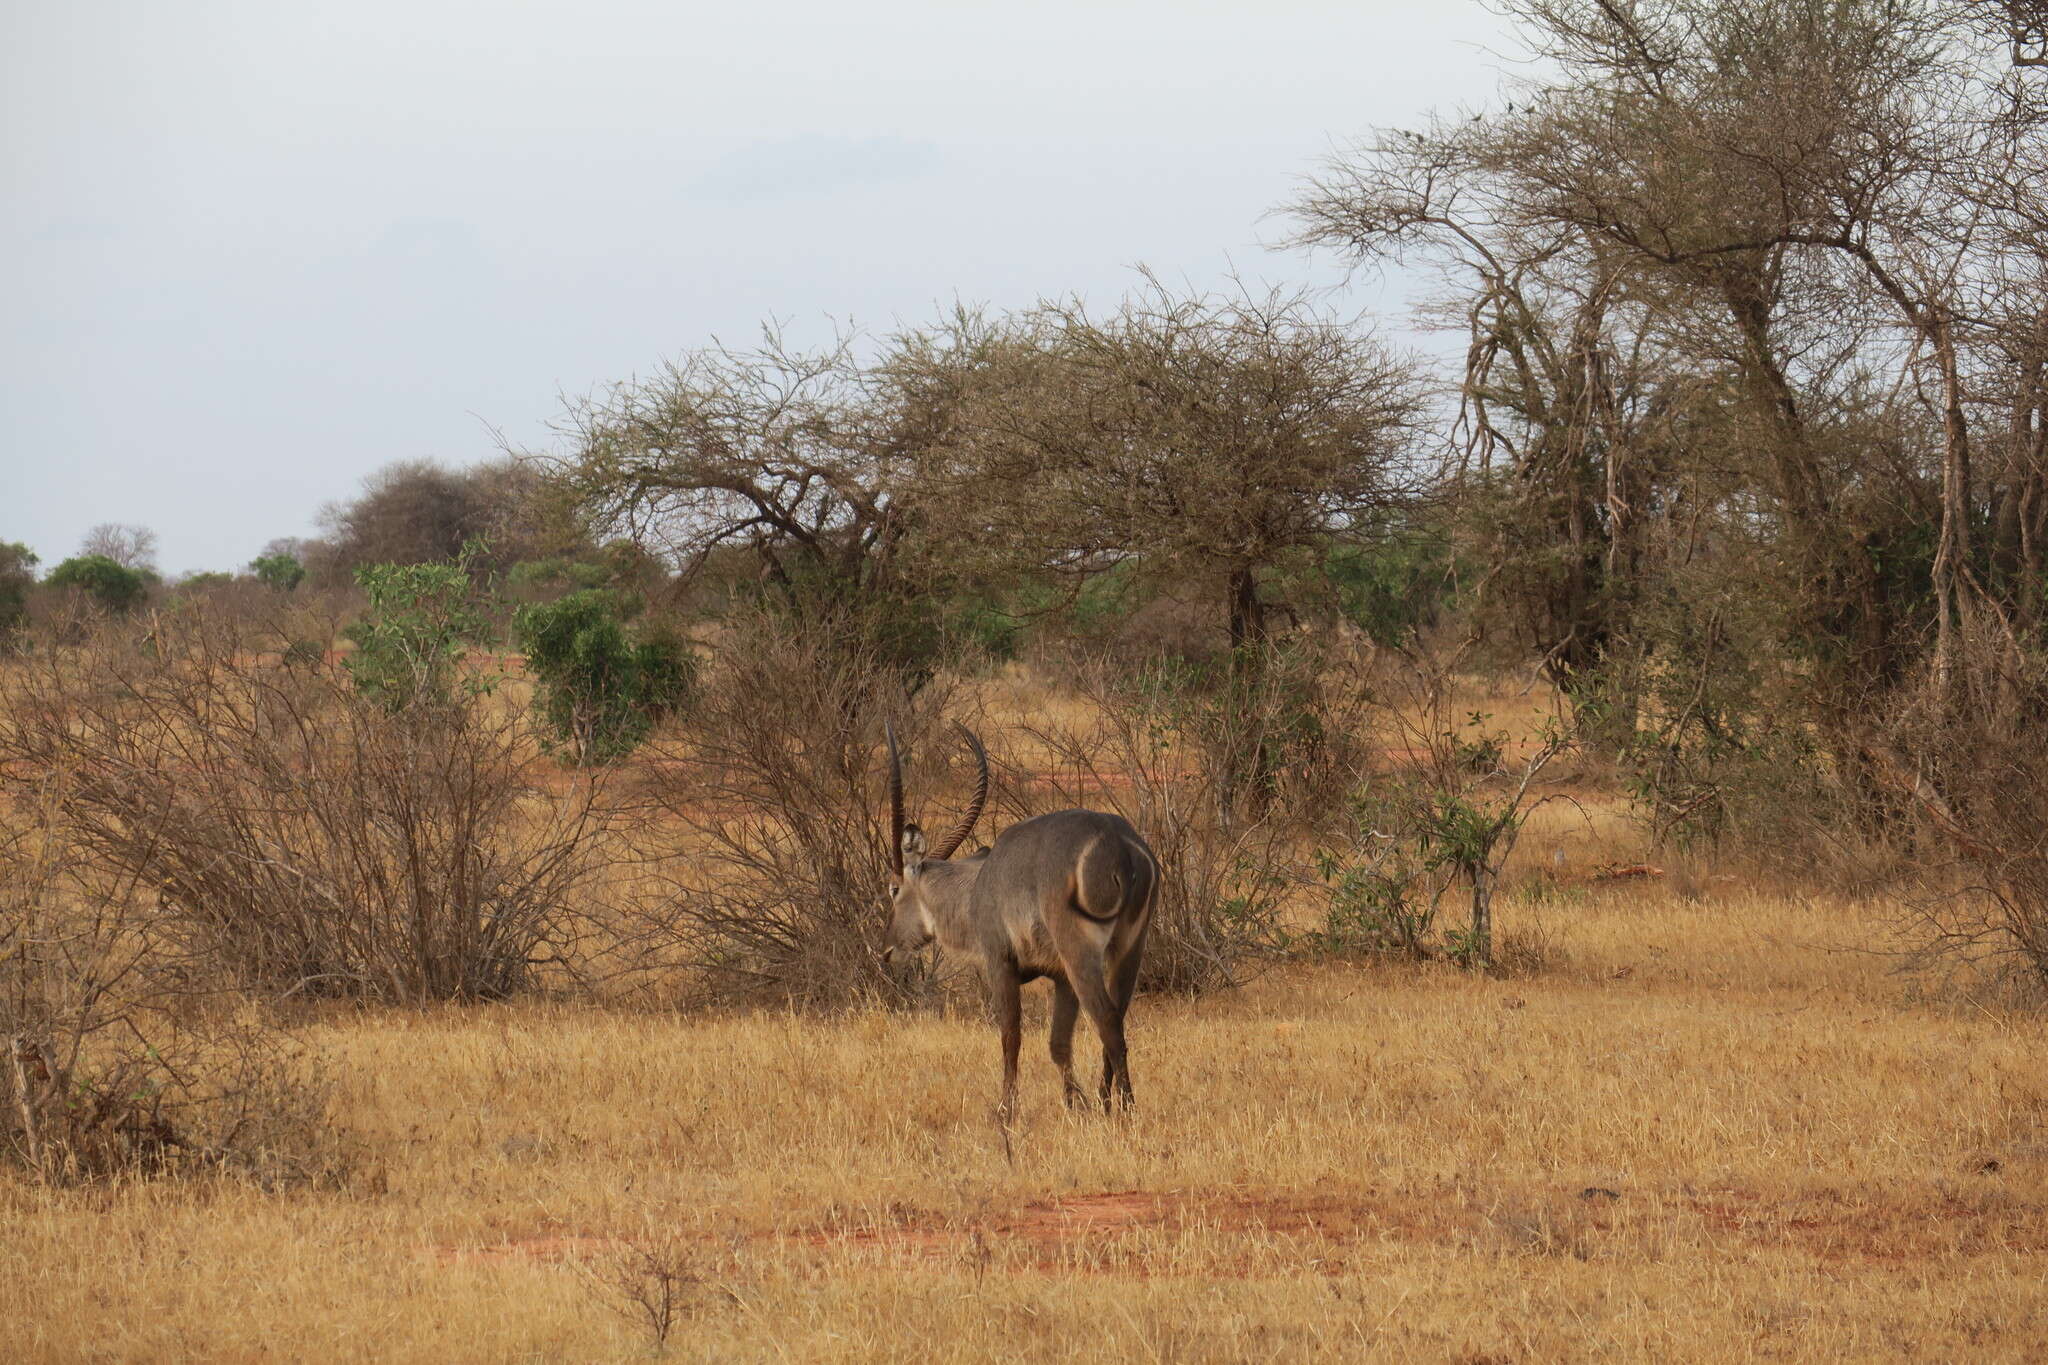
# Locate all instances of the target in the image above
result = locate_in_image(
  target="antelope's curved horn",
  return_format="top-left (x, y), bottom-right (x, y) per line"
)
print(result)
top-left (885, 720), bottom-right (906, 878)
top-left (929, 724), bottom-right (989, 861)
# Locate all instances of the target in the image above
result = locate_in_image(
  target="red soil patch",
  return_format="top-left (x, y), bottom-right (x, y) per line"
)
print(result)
top-left (1681, 1185), bottom-right (2048, 1263)
top-left (432, 1180), bottom-right (2048, 1276)
top-left (818, 1183), bottom-right (2048, 1272)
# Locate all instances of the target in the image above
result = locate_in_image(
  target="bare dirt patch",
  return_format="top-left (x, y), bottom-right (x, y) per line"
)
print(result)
top-left (432, 1180), bottom-right (2048, 1275)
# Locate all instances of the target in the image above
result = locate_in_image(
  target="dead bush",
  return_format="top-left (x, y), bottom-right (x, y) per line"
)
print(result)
top-left (1009, 644), bottom-right (1372, 993)
top-left (620, 604), bottom-right (968, 1009)
top-left (1, 795), bottom-right (340, 1186)
top-left (1881, 641), bottom-right (2048, 990)
top-left (1307, 642), bottom-right (1573, 970)
top-left (576, 1225), bottom-right (741, 1353)
top-left (619, 615), bottom-right (1374, 1004)
top-left (0, 609), bottom-right (607, 1003)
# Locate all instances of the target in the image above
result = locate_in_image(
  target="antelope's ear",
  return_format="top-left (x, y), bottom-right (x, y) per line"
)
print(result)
top-left (901, 823), bottom-right (927, 862)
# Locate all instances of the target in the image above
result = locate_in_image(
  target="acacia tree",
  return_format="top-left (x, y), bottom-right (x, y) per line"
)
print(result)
top-left (1514, 2), bottom-right (2048, 673)
top-left (314, 457), bottom-right (566, 583)
top-left (896, 278), bottom-right (1421, 814)
top-left (550, 325), bottom-right (1028, 684)
top-left (910, 277), bottom-right (1423, 658)
top-left (1290, 128), bottom-right (1706, 745)
top-left (1294, 0), bottom-right (2048, 805)
top-left (557, 331), bottom-right (903, 606)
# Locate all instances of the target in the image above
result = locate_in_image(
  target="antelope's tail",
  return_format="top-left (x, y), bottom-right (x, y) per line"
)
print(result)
top-left (1071, 831), bottom-right (1160, 923)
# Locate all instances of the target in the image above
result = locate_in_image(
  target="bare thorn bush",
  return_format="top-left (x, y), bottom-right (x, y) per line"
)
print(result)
top-left (0, 796), bottom-right (340, 1186)
top-left (1011, 642), bottom-right (1375, 993)
top-left (623, 605), bottom-right (967, 1009)
top-left (1882, 639), bottom-right (2048, 988)
top-left (577, 1228), bottom-right (738, 1356)
top-left (1314, 642), bottom-right (1574, 970)
top-left (0, 609), bottom-right (608, 1004)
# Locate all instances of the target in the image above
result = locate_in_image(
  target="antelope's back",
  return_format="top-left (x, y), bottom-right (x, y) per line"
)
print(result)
top-left (984, 808), bottom-right (1158, 925)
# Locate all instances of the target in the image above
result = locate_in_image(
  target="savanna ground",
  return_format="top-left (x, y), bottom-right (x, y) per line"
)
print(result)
top-left (5, 668), bottom-right (2047, 1363)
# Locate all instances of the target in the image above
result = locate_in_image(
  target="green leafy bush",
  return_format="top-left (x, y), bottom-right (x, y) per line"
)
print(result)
top-left (250, 553), bottom-right (305, 592)
top-left (45, 555), bottom-right (149, 615)
top-left (1308, 832), bottom-right (1441, 958)
top-left (506, 557), bottom-right (612, 593)
top-left (343, 556), bottom-right (495, 710)
top-left (0, 542), bottom-right (36, 636)
top-left (514, 589), bottom-right (692, 763)
top-left (1306, 651), bottom-right (1572, 969)
top-left (1269, 518), bottom-right (1456, 647)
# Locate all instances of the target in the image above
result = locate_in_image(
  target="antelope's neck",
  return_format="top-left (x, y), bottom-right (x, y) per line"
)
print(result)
top-left (924, 857), bottom-right (987, 955)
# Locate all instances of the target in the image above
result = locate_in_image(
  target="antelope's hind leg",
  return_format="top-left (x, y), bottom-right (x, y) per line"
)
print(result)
top-left (1048, 976), bottom-right (1088, 1109)
top-left (1072, 969), bottom-right (1132, 1115)
top-left (991, 966), bottom-right (1023, 1128)
top-left (1100, 924), bottom-right (1148, 1111)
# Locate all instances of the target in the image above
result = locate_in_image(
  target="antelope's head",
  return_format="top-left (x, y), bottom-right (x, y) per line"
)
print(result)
top-left (881, 721), bottom-right (989, 963)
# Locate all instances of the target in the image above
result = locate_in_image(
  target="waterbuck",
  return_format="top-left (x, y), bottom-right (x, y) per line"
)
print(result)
top-left (880, 724), bottom-right (1161, 1121)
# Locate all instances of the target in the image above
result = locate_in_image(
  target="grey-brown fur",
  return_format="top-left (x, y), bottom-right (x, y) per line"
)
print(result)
top-left (883, 729), bottom-right (1160, 1120)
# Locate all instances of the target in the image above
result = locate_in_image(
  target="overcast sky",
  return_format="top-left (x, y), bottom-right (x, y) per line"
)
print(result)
top-left (3, 1), bottom-right (1514, 575)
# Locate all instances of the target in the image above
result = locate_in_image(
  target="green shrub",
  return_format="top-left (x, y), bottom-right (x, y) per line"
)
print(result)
top-left (1313, 527), bottom-right (1454, 646)
top-left (0, 542), bottom-right (35, 636)
top-left (1308, 834), bottom-right (1441, 958)
top-left (506, 557), bottom-right (612, 593)
top-left (251, 553), bottom-right (305, 592)
top-left (1306, 653), bottom-right (1573, 970)
top-left (343, 556), bottom-right (495, 710)
top-left (45, 555), bottom-right (150, 615)
top-left (514, 589), bottom-right (692, 763)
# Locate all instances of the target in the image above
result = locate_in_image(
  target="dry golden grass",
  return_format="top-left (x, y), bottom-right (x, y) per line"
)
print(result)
top-left (6, 867), bottom-right (2047, 1361)
top-left (7, 664), bottom-right (2048, 1361)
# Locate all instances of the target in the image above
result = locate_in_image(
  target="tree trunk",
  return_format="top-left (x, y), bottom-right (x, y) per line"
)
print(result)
top-left (1929, 315), bottom-right (1975, 699)
top-left (1720, 270), bottom-right (1903, 816)
top-left (1467, 863), bottom-right (1495, 971)
top-left (1226, 562), bottom-right (1267, 655)
top-left (1221, 563), bottom-right (1277, 824)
